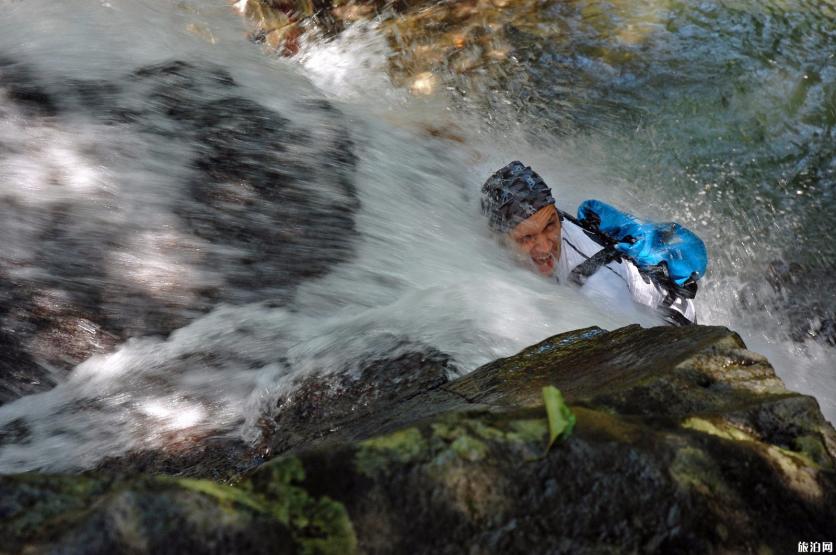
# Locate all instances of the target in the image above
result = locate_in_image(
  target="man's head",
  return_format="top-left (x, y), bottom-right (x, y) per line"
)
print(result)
top-left (481, 161), bottom-right (562, 276)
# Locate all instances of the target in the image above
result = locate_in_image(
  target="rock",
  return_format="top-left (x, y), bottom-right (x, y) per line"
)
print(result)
top-left (0, 330), bottom-right (55, 407)
top-left (4, 324), bottom-right (834, 553)
top-left (0, 459), bottom-right (356, 554)
top-left (263, 343), bottom-right (457, 455)
top-left (0, 58), bottom-right (59, 117)
top-left (91, 437), bottom-right (257, 483)
top-left (0, 273), bottom-right (57, 405)
top-left (232, 0), bottom-right (640, 130)
top-left (0, 59), bottom-right (358, 399)
top-left (739, 260), bottom-right (836, 345)
top-left (89, 343), bottom-right (458, 479)
top-left (269, 324), bottom-right (836, 553)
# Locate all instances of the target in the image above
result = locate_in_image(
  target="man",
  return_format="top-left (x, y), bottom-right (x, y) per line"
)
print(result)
top-left (481, 161), bottom-right (697, 325)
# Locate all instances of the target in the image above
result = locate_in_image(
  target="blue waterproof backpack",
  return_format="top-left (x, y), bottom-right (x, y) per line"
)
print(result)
top-left (574, 200), bottom-right (708, 289)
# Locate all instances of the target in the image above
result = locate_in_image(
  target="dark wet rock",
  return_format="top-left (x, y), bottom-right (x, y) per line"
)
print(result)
top-left (0, 57), bottom-right (58, 117)
top-left (88, 343), bottom-right (457, 479)
top-left (0, 330), bottom-right (55, 407)
top-left (284, 403), bottom-right (834, 554)
top-left (269, 324), bottom-right (835, 554)
top-left (739, 260), bottom-right (836, 345)
top-left (263, 344), bottom-right (457, 455)
top-left (4, 325), bottom-right (834, 553)
top-left (0, 418), bottom-right (32, 447)
top-left (282, 324), bottom-right (832, 552)
top-left (0, 58), bottom-right (358, 397)
top-left (0, 459), bottom-right (356, 555)
top-left (91, 437), bottom-right (257, 483)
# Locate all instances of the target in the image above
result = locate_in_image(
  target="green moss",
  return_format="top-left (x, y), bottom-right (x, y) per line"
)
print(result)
top-left (0, 474), bottom-right (106, 541)
top-left (467, 419), bottom-right (507, 441)
top-left (669, 446), bottom-right (731, 497)
top-left (355, 427), bottom-right (427, 477)
top-left (296, 495), bottom-right (358, 555)
top-left (506, 419), bottom-right (548, 443)
top-left (244, 457), bottom-right (310, 523)
top-left (681, 418), bottom-right (829, 471)
top-left (431, 421), bottom-right (463, 441)
top-left (449, 435), bottom-right (488, 462)
top-left (176, 478), bottom-right (270, 514)
top-left (429, 412), bottom-right (548, 460)
top-left (792, 434), bottom-right (832, 469)
top-left (245, 457), bottom-right (357, 554)
top-left (682, 417), bottom-right (755, 442)
top-left (762, 445), bottom-right (824, 500)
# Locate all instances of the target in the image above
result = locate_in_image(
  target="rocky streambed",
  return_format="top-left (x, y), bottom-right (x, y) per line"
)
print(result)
top-left (3, 324), bottom-right (834, 553)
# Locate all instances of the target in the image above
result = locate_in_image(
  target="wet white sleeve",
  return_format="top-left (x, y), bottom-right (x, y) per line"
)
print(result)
top-left (622, 263), bottom-right (697, 323)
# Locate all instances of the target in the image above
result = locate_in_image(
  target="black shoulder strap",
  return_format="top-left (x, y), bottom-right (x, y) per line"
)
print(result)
top-left (560, 209), bottom-right (622, 286)
top-left (568, 247), bottom-right (620, 287)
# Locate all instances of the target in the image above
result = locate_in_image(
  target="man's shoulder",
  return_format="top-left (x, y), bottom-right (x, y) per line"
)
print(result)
top-left (561, 219), bottom-right (605, 256)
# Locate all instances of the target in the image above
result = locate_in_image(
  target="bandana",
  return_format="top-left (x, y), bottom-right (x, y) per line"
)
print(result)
top-left (480, 161), bottom-right (555, 233)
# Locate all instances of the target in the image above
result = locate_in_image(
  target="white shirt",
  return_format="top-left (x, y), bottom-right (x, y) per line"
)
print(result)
top-left (556, 220), bottom-right (697, 325)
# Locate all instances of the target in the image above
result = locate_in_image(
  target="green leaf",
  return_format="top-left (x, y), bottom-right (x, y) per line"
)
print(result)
top-left (542, 385), bottom-right (576, 451)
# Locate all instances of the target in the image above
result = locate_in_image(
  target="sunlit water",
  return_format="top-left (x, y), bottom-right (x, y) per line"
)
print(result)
top-left (0, 0), bottom-right (832, 472)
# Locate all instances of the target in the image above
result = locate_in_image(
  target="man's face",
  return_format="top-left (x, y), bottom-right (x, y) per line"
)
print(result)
top-left (508, 204), bottom-right (562, 276)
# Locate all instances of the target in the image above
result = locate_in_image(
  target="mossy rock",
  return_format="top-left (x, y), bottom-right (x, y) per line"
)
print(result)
top-left (246, 324), bottom-right (836, 553)
top-left (5, 324), bottom-right (835, 553)
top-left (0, 468), bottom-right (356, 554)
top-left (267, 401), bottom-right (834, 554)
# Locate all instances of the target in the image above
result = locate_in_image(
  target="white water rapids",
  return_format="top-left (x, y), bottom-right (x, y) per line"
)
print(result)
top-left (0, 0), bottom-right (833, 473)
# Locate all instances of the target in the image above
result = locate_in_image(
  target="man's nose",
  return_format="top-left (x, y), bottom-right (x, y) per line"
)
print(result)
top-left (532, 233), bottom-right (551, 253)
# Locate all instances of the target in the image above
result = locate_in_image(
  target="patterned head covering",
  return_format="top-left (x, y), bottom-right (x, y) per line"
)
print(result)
top-left (480, 161), bottom-right (556, 233)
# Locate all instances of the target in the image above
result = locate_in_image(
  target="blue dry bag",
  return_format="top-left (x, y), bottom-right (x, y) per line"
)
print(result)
top-left (576, 200), bottom-right (708, 286)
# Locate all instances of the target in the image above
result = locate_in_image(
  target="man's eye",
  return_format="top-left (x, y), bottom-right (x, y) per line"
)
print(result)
top-left (519, 235), bottom-right (533, 243)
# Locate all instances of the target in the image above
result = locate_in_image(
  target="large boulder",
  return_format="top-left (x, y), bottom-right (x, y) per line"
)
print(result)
top-left (2, 324), bottom-right (834, 553)
top-left (272, 325), bottom-right (834, 553)
top-left (0, 58), bottom-right (358, 400)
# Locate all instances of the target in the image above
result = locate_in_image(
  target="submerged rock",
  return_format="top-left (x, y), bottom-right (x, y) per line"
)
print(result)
top-left (739, 260), bottom-right (836, 346)
top-left (0, 330), bottom-right (54, 408)
top-left (0, 58), bottom-right (358, 398)
top-left (4, 324), bottom-right (833, 553)
top-left (89, 342), bottom-right (457, 479)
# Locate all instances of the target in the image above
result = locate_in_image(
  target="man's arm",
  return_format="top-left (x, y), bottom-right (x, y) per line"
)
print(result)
top-left (622, 263), bottom-right (697, 325)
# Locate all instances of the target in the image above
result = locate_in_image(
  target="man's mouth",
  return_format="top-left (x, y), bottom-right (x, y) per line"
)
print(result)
top-left (531, 253), bottom-right (555, 274)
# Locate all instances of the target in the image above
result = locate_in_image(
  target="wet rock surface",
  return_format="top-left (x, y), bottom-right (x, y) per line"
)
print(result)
top-left (4, 324), bottom-right (834, 553)
top-left (0, 58), bottom-right (358, 397)
top-left (263, 344), bottom-right (458, 455)
top-left (739, 260), bottom-right (836, 346)
top-left (0, 330), bottom-right (54, 408)
top-left (274, 324), bottom-right (836, 554)
top-left (0, 459), bottom-right (356, 555)
top-left (89, 343), bottom-right (458, 480)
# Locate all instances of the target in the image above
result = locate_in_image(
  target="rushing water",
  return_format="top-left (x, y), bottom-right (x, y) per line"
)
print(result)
top-left (0, 0), bottom-right (833, 472)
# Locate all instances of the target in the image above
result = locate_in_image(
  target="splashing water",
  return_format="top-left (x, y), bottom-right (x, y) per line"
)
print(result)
top-left (0, 0), bottom-right (833, 473)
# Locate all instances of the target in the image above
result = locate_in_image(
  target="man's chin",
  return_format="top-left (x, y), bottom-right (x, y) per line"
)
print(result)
top-left (532, 256), bottom-right (555, 276)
